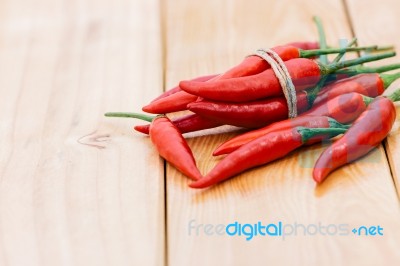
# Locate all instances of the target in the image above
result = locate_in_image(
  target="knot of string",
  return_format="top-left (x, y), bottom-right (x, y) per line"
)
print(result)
top-left (253, 48), bottom-right (297, 118)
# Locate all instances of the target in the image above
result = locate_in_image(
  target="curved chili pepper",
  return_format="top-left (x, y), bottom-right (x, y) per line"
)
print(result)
top-left (303, 92), bottom-right (373, 124)
top-left (190, 126), bottom-right (347, 188)
top-left (312, 72), bottom-right (400, 107)
top-left (150, 74), bottom-right (219, 103)
top-left (150, 115), bottom-right (202, 180)
top-left (105, 112), bottom-right (203, 180)
top-left (134, 113), bottom-right (222, 135)
top-left (180, 52), bottom-right (395, 102)
top-left (213, 116), bottom-right (346, 156)
top-left (313, 97), bottom-right (397, 183)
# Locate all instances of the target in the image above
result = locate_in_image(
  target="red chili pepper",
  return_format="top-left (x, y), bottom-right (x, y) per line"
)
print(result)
top-left (187, 97), bottom-right (289, 128)
top-left (302, 92), bottom-right (373, 124)
top-left (150, 74), bottom-right (219, 103)
top-left (213, 116), bottom-right (346, 156)
top-left (188, 71), bottom-right (400, 128)
top-left (313, 97), bottom-right (397, 183)
top-left (143, 45), bottom-right (376, 114)
top-left (286, 41), bottom-right (319, 50)
top-left (105, 112), bottom-right (203, 180)
top-left (211, 88), bottom-right (400, 156)
top-left (190, 126), bottom-right (347, 188)
top-left (312, 72), bottom-right (400, 107)
top-left (180, 53), bottom-right (395, 102)
top-left (134, 113), bottom-right (222, 135)
top-left (150, 115), bottom-right (202, 180)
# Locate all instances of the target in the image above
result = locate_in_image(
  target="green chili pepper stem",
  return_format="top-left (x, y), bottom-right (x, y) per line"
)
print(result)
top-left (336, 63), bottom-right (400, 75)
top-left (298, 127), bottom-right (347, 143)
top-left (313, 16), bottom-right (328, 64)
top-left (104, 112), bottom-right (155, 122)
top-left (361, 95), bottom-right (374, 106)
top-left (306, 38), bottom-right (357, 107)
top-left (370, 45), bottom-right (395, 52)
top-left (300, 45), bottom-right (377, 58)
top-left (380, 72), bottom-right (400, 89)
top-left (387, 88), bottom-right (400, 102)
top-left (321, 51), bottom-right (396, 75)
top-left (327, 118), bottom-right (351, 129)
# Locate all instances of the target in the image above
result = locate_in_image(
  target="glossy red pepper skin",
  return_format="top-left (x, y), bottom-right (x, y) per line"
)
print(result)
top-left (134, 114), bottom-right (222, 135)
top-left (188, 98), bottom-right (288, 128)
top-left (190, 128), bottom-right (304, 188)
top-left (287, 41), bottom-right (319, 50)
top-left (213, 116), bottom-right (335, 156)
top-left (143, 91), bottom-right (198, 114)
top-left (218, 45), bottom-right (301, 79)
top-left (313, 97), bottom-right (396, 183)
top-left (150, 116), bottom-right (202, 180)
top-left (150, 74), bottom-right (219, 103)
top-left (144, 43), bottom-right (319, 113)
top-left (180, 58), bottom-right (322, 102)
top-left (312, 73), bottom-right (384, 107)
top-left (302, 93), bottom-right (370, 124)
top-left (190, 126), bottom-right (343, 188)
top-left (188, 91), bottom-right (310, 128)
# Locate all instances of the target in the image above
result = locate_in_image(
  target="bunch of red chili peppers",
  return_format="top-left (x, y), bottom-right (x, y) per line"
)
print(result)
top-left (106, 17), bottom-right (400, 189)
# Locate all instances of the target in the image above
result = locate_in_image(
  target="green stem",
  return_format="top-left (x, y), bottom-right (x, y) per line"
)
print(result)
top-left (104, 112), bottom-right (155, 122)
top-left (313, 16), bottom-right (328, 64)
top-left (361, 95), bottom-right (374, 106)
top-left (306, 38), bottom-right (357, 107)
top-left (387, 88), bottom-right (400, 102)
top-left (300, 45), bottom-right (377, 58)
top-left (327, 117), bottom-right (351, 129)
top-left (298, 127), bottom-right (347, 143)
top-left (380, 72), bottom-right (400, 89)
top-left (369, 45), bottom-right (395, 52)
top-left (336, 63), bottom-right (400, 75)
top-left (321, 51), bottom-right (396, 74)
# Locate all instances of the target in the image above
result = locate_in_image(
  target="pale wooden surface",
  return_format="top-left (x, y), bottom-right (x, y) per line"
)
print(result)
top-left (346, 0), bottom-right (400, 197)
top-left (0, 0), bottom-right (164, 265)
top-left (1, 0), bottom-right (400, 265)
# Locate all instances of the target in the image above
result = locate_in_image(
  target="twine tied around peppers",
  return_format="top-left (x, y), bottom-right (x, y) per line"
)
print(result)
top-left (253, 48), bottom-right (297, 118)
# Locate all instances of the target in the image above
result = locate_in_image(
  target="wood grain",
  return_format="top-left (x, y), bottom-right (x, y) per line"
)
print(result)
top-left (346, 0), bottom-right (400, 197)
top-left (165, 0), bottom-right (400, 265)
top-left (0, 0), bottom-right (164, 265)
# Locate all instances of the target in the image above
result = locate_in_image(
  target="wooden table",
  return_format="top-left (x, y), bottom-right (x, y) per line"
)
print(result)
top-left (1, 0), bottom-right (400, 265)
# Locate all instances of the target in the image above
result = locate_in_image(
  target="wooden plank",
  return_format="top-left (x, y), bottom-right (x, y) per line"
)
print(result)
top-left (165, 0), bottom-right (400, 265)
top-left (0, 0), bottom-right (164, 265)
top-left (346, 0), bottom-right (400, 197)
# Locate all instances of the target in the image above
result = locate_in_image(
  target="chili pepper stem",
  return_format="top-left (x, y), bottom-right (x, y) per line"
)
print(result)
top-left (300, 45), bottom-right (377, 58)
top-left (336, 63), bottom-right (400, 75)
top-left (321, 52), bottom-right (396, 75)
top-left (387, 88), bottom-right (400, 102)
top-left (361, 95), bottom-right (374, 106)
top-left (306, 38), bottom-right (357, 107)
top-left (380, 72), bottom-right (400, 89)
top-left (104, 112), bottom-right (155, 122)
top-left (327, 118), bottom-right (351, 129)
top-left (313, 16), bottom-right (328, 64)
top-left (299, 127), bottom-right (347, 143)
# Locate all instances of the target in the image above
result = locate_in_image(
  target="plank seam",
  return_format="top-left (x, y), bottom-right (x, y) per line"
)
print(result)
top-left (159, 0), bottom-right (169, 265)
top-left (383, 141), bottom-right (400, 202)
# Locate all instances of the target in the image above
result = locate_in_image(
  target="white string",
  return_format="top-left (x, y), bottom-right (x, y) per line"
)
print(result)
top-left (253, 48), bottom-right (297, 118)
